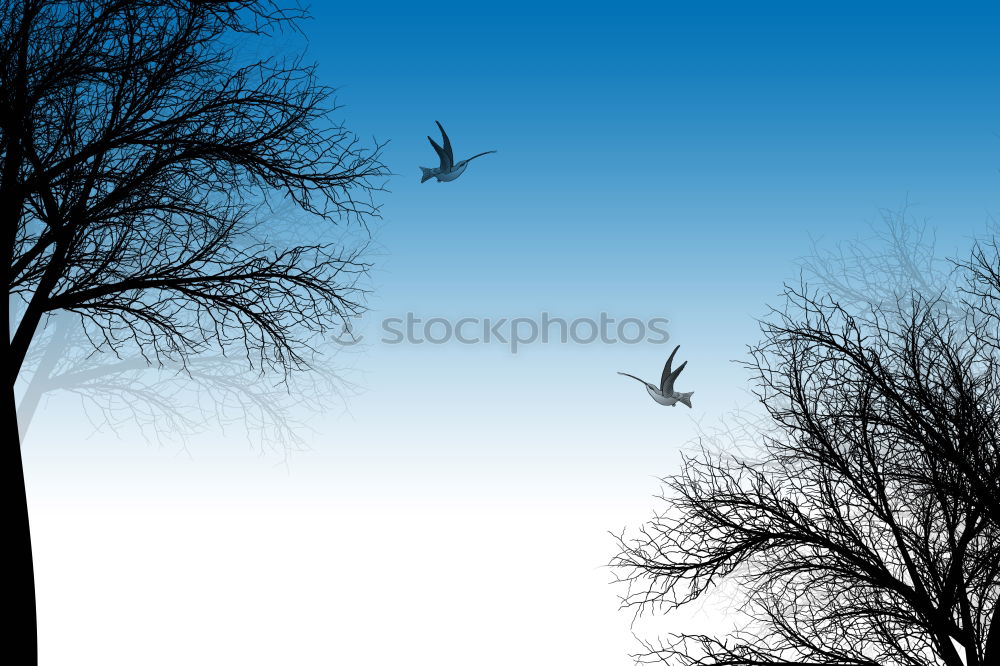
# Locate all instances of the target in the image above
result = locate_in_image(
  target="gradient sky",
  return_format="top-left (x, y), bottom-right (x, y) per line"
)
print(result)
top-left (24, 3), bottom-right (1000, 665)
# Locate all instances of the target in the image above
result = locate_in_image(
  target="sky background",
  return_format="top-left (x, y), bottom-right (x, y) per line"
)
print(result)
top-left (22, 2), bottom-right (1000, 665)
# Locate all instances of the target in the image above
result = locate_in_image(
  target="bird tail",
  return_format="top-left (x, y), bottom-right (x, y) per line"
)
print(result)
top-left (467, 150), bottom-right (497, 161)
top-left (678, 392), bottom-right (694, 408)
top-left (420, 167), bottom-right (435, 183)
top-left (617, 372), bottom-right (646, 385)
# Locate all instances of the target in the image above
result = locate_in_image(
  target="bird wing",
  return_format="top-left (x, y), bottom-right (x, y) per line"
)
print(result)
top-left (618, 372), bottom-right (656, 391)
top-left (427, 135), bottom-right (451, 170)
top-left (659, 346), bottom-right (680, 392)
top-left (662, 361), bottom-right (687, 394)
top-left (435, 120), bottom-right (454, 168)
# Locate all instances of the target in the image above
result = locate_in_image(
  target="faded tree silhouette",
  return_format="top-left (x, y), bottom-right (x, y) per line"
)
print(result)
top-left (2, 1), bottom-right (386, 661)
top-left (15, 309), bottom-right (363, 448)
top-left (799, 206), bottom-right (960, 314)
top-left (613, 222), bottom-right (999, 666)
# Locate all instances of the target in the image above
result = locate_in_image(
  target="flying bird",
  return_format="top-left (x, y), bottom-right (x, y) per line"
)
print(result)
top-left (420, 121), bottom-right (496, 183)
top-left (618, 346), bottom-right (694, 408)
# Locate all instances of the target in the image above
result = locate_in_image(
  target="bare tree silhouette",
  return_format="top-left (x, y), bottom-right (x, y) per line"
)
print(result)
top-left (2, 1), bottom-right (387, 661)
top-left (14, 202), bottom-right (370, 450)
top-left (612, 230), bottom-right (999, 666)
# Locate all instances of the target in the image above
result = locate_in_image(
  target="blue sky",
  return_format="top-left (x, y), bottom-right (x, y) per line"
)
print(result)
top-left (25, 3), bottom-right (1000, 665)
top-left (296, 0), bottom-right (1000, 477)
top-left (308, 0), bottom-right (998, 320)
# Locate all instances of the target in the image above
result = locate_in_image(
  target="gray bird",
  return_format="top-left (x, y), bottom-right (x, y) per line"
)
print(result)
top-left (618, 346), bottom-right (694, 408)
top-left (420, 121), bottom-right (496, 183)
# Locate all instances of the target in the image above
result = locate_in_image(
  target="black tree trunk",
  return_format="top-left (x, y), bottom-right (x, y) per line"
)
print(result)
top-left (7, 379), bottom-right (37, 665)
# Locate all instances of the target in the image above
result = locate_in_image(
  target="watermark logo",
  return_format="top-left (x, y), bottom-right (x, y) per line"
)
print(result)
top-left (332, 313), bottom-right (670, 354)
top-left (331, 320), bottom-right (363, 347)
